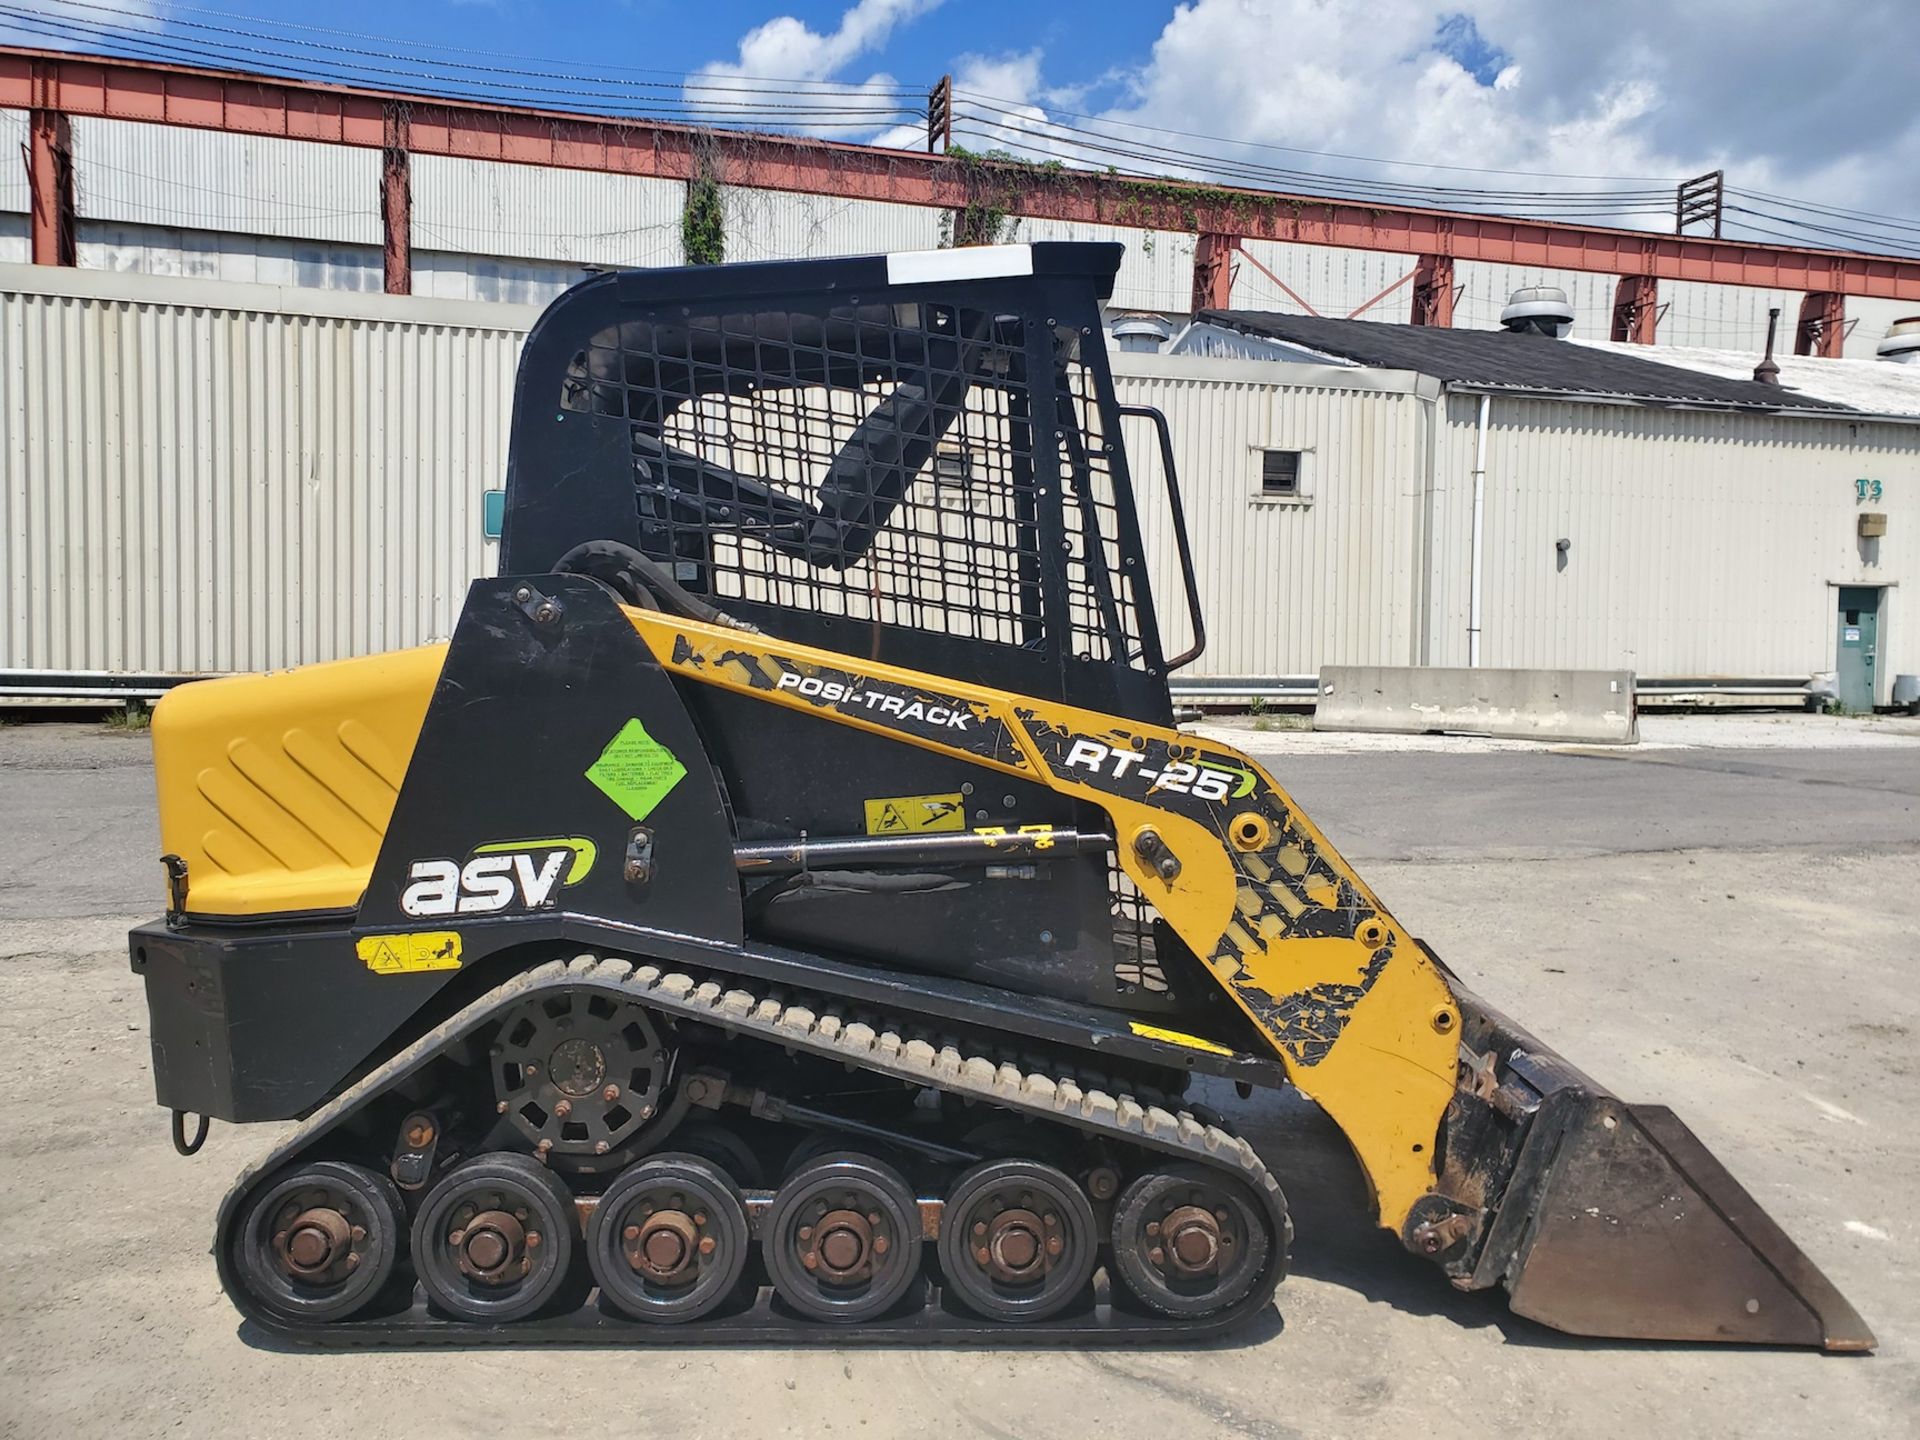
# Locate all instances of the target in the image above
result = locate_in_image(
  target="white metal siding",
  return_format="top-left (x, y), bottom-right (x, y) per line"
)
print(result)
top-left (0, 215), bottom-right (25, 266)
top-left (0, 108), bottom-right (27, 216)
top-left (411, 155), bottom-right (685, 270)
top-left (1112, 355), bottom-right (1428, 677)
top-left (1015, 218), bottom-right (1194, 313)
top-left (75, 220), bottom-right (385, 292)
top-left (72, 117), bottom-right (381, 246)
top-left (722, 189), bottom-right (941, 264)
top-left (1658, 278), bottom-right (1803, 352)
top-left (1429, 393), bottom-right (1920, 692)
top-left (1234, 239), bottom-right (1420, 322)
top-left (0, 264), bottom-right (533, 675)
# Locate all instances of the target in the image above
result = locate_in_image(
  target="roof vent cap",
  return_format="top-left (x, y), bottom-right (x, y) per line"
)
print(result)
top-left (1501, 285), bottom-right (1574, 338)
top-left (1876, 315), bottom-right (1920, 364)
top-left (1111, 314), bottom-right (1173, 354)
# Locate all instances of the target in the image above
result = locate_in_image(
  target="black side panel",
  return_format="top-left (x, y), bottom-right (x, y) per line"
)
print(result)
top-left (358, 575), bottom-right (743, 945)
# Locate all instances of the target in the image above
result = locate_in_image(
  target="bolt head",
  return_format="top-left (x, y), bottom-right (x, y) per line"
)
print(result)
top-left (350, 1225), bottom-right (366, 1242)
top-left (802, 1251), bottom-right (819, 1270)
top-left (698, 1236), bottom-right (716, 1256)
top-left (603, 1084), bottom-right (621, 1102)
top-left (553, 1099), bottom-right (572, 1119)
top-left (594, 1140), bottom-right (611, 1154)
top-left (496, 1100), bottom-right (510, 1114)
top-left (1147, 1246), bottom-right (1165, 1268)
top-left (872, 1236), bottom-right (889, 1256)
top-left (449, 1229), bottom-right (467, 1245)
top-left (526, 1232), bottom-right (542, 1249)
top-left (623, 1224), bottom-right (641, 1242)
top-left (346, 1252), bottom-right (360, 1270)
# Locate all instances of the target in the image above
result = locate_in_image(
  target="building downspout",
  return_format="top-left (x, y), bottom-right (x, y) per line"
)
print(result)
top-left (1467, 392), bottom-right (1490, 667)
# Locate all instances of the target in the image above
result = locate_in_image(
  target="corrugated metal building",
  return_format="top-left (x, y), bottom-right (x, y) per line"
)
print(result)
top-left (1173, 311), bottom-right (1920, 703)
top-left (4, 261), bottom-right (1917, 704)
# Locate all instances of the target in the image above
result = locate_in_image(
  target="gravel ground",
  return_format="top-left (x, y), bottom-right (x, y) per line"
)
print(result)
top-left (1, 719), bottom-right (1914, 1439)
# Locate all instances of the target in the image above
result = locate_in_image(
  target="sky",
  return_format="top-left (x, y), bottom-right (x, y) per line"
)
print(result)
top-left (8, 0), bottom-right (1920, 248)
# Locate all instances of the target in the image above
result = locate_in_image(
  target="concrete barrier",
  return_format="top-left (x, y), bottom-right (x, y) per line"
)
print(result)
top-left (1314, 666), bottom-right (1638, 744)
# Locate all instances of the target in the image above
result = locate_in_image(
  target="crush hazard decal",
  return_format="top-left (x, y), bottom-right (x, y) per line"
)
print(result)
top-left (1021, 709), bottom-right (1395, 1068)
top-left (666, 633), bottom-right (1027, 769)
top-left (356, 931), bottom-right (463, 975)
top-left (864, 792), bottom-right (967, 835)
top-left (401, 837), bottom-right (597, 919)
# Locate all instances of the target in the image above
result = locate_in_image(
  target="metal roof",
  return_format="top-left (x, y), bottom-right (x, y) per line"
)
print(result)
top-left (1571, 338), bottom-right (1920, 419)
top-left (1197, 309), bottom-right (1856, 412)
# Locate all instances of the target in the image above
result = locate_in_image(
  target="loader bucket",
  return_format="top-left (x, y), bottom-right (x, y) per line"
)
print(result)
top-left (1443, 984), bottom-right (1875, 1351)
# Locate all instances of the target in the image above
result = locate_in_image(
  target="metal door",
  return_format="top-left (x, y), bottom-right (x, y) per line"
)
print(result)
top-left (1836, 586), bottom-right (1881, 710)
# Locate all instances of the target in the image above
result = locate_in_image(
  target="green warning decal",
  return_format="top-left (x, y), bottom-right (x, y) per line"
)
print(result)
top-left (586, 719), bottom-right (688, 821)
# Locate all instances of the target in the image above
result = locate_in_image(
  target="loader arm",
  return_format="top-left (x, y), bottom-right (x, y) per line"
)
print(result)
top-left (640, 610), bottom-right (1457, 1232)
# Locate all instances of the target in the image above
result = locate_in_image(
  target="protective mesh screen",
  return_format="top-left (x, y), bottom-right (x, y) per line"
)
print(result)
top-left (561, 301), bottom-right (1146, 665)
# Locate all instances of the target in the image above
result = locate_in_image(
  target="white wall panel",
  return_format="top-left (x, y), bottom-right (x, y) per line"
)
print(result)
top-left (412, 155), bottom-right (684, 269)
top-left (75, 220), bottom-right (384, 292)
top-left (0, 108), bottom-right (27, 215)
top-left (722, 188), bottom-right (941, 264)
top-left (72, 117), bottom-right (380, 246)
top-left (0, 214), bottom-right (26, 265)
top-left (413, 251), bottom-right (594, 306)
top-left (0, 264), bottom-right (534, 676)
top-left (1112, 354), bottom-right (1430, 676)
top-left (1233, 239), bottom-right (1420, 322)
top-left (1014, 218), bottom-right (1192, 313)
top-left (1427, 393), bottom-right (1920, 692)
top-left (1659, 278), bottom-right (1803, 352)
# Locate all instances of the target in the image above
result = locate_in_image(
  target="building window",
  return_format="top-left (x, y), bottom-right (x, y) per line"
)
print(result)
top-left (1258, 448), bottom-right (1304, 499)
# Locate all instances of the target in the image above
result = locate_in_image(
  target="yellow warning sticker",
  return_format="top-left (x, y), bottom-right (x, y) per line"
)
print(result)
top-left (357, 931), bottom-right (463, 976)
top-left (1128, 1021), bottom-right (1235, 1057)
top-left (863, 792), bottom-right (967, 836)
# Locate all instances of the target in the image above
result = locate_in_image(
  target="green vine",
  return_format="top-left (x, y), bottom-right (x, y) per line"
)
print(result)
top-left (682, 135), bottom-right (726, 265)
top-left (933, 144), bottom-right (1342, 245)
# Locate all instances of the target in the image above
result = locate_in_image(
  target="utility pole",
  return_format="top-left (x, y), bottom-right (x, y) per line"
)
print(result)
top-left (1675, 170), bottom-right (1724, 238)
top-left (927, 75), bottom-right (952, 154)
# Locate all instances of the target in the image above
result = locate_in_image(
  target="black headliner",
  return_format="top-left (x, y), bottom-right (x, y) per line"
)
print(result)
top-left (1198, 309), bottom-right (1854, 412)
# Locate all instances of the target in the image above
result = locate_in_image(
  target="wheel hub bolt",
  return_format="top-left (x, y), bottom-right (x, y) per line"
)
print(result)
top-left (455, 1209), bottom-right (526, 1283)
top-left (279, 1205), bottom-right (352, 1276)
top-left (1160, 1205), bottom-right (1224, 1276)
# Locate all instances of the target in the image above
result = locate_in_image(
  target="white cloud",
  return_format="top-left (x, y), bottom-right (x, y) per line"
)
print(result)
top-left (926, 0), bottom-right (1920, 239)
top-left (689, 0), bottom-right (942, 139)
top-left (707, 0), bottom-right (940, 82)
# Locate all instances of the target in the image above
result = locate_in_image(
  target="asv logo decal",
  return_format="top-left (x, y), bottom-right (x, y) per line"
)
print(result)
top-left (402, 837), bottom-right (597, 918)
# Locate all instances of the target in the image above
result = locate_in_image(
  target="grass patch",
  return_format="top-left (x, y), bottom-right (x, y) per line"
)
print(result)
top-left (103, 702), bottom-right (152, 733)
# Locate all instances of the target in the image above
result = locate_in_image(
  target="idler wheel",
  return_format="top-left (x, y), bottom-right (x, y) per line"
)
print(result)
top-left (411, 1153), bottom-right (575, 1322)
top-left (233, 1160), bottom-right (404, 1322)
top-left (1110, 1164), bottom-right (1270, 1318)
top-left (936, 1158), bottom-right (1097, 1323)
top-left (763, 1153), bottom-right (921, 1323)
top-left (585, 1153), bottom-right (749, 1324)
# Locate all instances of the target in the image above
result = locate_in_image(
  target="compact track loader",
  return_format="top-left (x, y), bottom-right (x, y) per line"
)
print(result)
top-left (134, 242), bottom-right (1871, 1348)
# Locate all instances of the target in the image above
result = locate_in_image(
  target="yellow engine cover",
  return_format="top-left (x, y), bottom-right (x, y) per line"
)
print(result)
top-left (151, 645), bottom-right (446, 916)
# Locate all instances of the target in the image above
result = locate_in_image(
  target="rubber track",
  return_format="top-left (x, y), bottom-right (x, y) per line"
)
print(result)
top-left (215, 953), bottom-right (1293, 1345)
